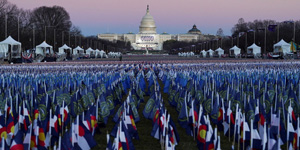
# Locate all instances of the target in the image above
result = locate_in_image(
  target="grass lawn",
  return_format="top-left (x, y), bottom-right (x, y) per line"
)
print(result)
top-left (92, 77), bottom-right (253, 150)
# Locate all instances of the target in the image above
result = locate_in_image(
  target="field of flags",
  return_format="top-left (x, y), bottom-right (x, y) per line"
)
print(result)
top-left (0, 60), bottom-right (300, 150)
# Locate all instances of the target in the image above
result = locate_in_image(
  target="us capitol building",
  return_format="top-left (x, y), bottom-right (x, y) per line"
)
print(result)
top-left (98, 5), bottom-right (215, 50)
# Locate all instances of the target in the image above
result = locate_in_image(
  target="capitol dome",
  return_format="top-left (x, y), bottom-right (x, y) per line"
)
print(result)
top-left (139, 5), bottom-right (157, 34)
top-left (188, 24), bottom-right (202, 34)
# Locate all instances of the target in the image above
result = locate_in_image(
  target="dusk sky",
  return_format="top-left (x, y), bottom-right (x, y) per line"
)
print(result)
top-left (9, 0), bottom-right (300, 36)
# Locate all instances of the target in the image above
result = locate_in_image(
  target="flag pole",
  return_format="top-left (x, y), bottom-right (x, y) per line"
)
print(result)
top-left (106, 130), bottom-right (110, 148)
top-left (233, 104), bottom-right (239, 147)
top-left (49, 108), bottom-right (52, 150)
top-left (243, 113), bottom-right (245, 150)
top-left (217, 133), bottom-right (221, 150)
top-left (1, 138), bottom-right (4, 150)
top-left (268, 125), bottom-right (270, 150)
top-left (297, 117), bottom-right (300, 149)
top-left (237, 110), bottom-right (241, 150)
top-left (250, 119), bottom-right (253, 150)
top-left (287, 109), bottom-right (289, 150)
top-left (192, 100), bottom-right (196, 141)
top-left (228, 100), bottom-right (231, 142)
top-left (277, 110), bottom-right (281, 150)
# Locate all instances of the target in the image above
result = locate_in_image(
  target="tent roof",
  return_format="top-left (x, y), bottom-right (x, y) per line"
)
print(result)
top-left (36, 41), bottom-right (52, 48)
top-left (230, 45), bottom-right (241, 50)
top-left (247, 43), bottom-right (261, 49)
top-left (215, 47), bottom-right (224, 52)
top-left (274, 39), bottom-right (290, 47)
top-left (86, 47), bottom-right (95, 51)
top-left (59, 44), bottom-right (71, 50)
top-left (0, 36), bottom-right (21, 45)
top-left (95, 49), bottom-right (100, 52)
top-left (74, 46), bottom-right (84, 51)
top-left (207, 49), bottom-right (214, 52)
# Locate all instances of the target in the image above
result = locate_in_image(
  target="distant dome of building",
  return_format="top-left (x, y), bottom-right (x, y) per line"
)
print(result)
top-left (188, 24), bottom-right (201, 34)
top-left (139, 5), bottom-right (157, 34)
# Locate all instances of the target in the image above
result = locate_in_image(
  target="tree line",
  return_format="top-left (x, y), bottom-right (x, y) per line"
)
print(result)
top-left (0, 0), bottom-right (127, 52)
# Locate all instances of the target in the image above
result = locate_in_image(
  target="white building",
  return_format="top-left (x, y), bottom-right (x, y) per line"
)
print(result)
top-left (98, 5), bottom-right (214, 50)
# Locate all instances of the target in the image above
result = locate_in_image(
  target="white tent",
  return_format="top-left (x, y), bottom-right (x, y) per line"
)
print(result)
top-left (100, 50), bottom-right (106, 58)
top-left (247, 43), bottom-right (261, 55)
top-left (58, 44), bottom-right (72, 54)
top-left (273, 39), bottom-right (292, 55)
top-left (207, 49), bottom-right (214, 57)
top-left (0, 36), bottom-right (21, 58)
top-left (95, 49), bottom-right (101, 58)
top-left (215, 47), bottom-right (224, 57)
top-left (36, 41), bottom-right (53, 55)
top-left (200, 50), bottom-right (207, 58)
top-left (85, 47), bottom-right (95, 56)
top-left (73, 46), bottom-right (84, 54)
top-left (229, 45), bottom-right (241, 56)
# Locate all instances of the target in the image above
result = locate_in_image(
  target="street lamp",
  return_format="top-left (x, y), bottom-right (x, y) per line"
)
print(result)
top-left (191, 45), bottom-right (195, 53)
top-left (44, 26), bottom-right (56, 41)
top-left (5, 13), bottom-right (7, 38)
top-left (62, 31), bottom-right (71, 46)
top-left (17, 16), bottom-right (20, 41)
top-left (32, 27), bottom-right (35, 49)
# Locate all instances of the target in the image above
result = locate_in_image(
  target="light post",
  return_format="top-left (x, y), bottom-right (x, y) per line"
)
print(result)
top-left (198, 43), bottom-right (202, 53)
top-left (247, 30), bottom-right (255, 44)
top-left (32, 27), bottom-right (35, 49)
top-left (191, 45), bottom-right (195, 53)
top-left (79, 36), bottom-right (82, 47)
top-left (245, 32), bottom-right (247, 54)
top-left (62, 31), bottom-right (69, 45)
top-left (277, 23), bottom-right (280, 42)
top-left (75, 35), bottom-right (77, 47)
top-left (200, 43), bottom-right (202, 51)
top-left (54, 29), bottom-right (56, 51)
top-left (237, 32), bottom-right (240, 47)
top-left (293, 21), bottom-right (296, 42)
top-left (17, 16), bottom-right (20, 41)
top-left (44, 26), bottom-right (56, 42)
top-left (284, 20), bottom-right (296, 42)
top-left (5, 14), bottom-right (7, 38)
top-left (264, 26), bottom-right (267, 55)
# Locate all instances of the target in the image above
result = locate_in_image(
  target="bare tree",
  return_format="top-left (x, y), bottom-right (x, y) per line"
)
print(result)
top-left (216, 28), bottom-right (224, 37)
top-left (30, 6), bottom-right (72, 50)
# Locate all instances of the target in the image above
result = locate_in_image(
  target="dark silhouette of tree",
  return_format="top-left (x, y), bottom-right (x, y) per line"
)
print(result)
top-left (216, 28), bottom-right (224, 37)
top-left (30, 6), bottom-right (72, 50)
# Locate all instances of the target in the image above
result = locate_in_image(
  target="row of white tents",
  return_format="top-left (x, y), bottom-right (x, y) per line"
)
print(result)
top-left (197, 44), bottom-right (261, 58)
top-left (196, 39), bottom-right (294, 59)
top-left (178, 52), bottom-right (195, 57)
top-left (0, 36), bottom-right (108, 63)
